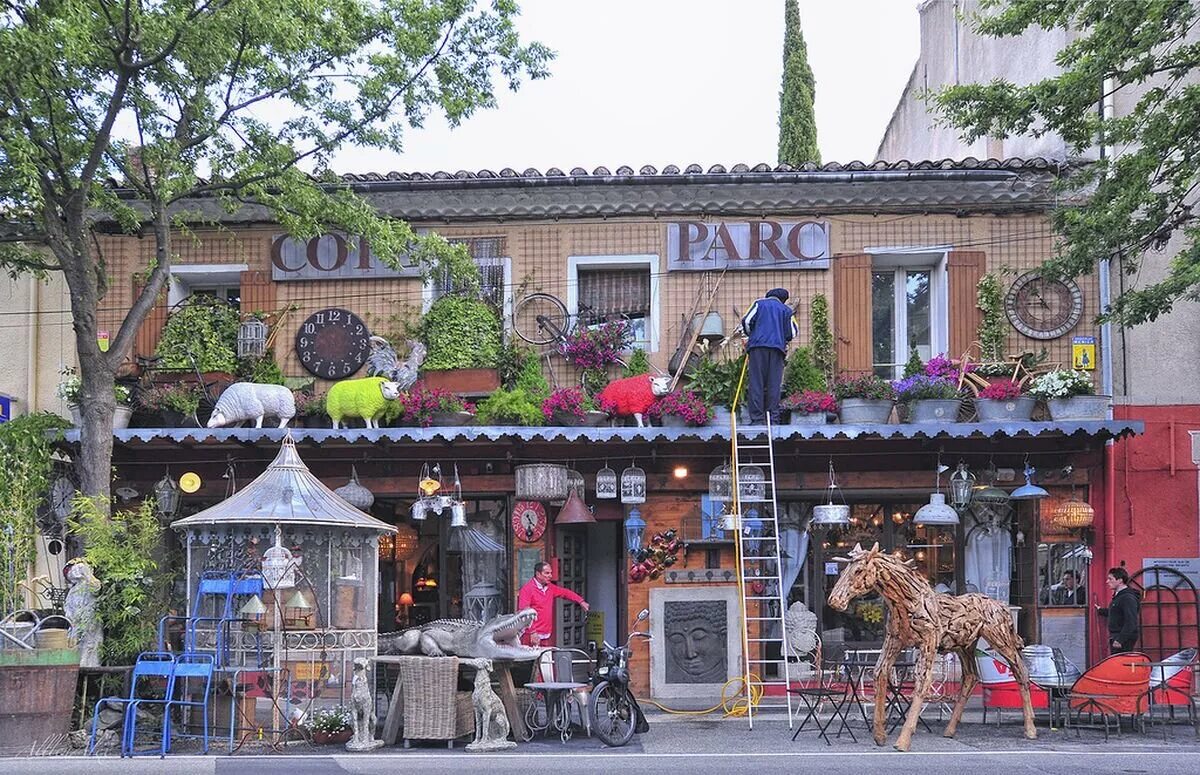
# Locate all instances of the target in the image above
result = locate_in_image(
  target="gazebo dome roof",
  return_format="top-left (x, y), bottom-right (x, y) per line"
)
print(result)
top-left (171, 433), bottom-right (395, 533)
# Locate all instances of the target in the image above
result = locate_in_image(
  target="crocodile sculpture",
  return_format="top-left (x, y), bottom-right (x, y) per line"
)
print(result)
top-left (378, 609), bottom-right (542, 660)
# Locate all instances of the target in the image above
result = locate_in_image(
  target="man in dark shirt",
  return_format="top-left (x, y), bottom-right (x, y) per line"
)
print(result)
top-left (739, 288), bottom-right (798, 425)
top-left (1049, 569), bottom-right (1086, 606)
top-left (1097, 566), bottom-right (1140, 653)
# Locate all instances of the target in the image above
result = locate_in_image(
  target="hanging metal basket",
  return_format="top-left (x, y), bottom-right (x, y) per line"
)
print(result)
top-left (515, 464), bottom-right (569, 502)
top-left (551, 469), bottom-right (586, 506)
top-left (334, 466), bottom-right (375, 510)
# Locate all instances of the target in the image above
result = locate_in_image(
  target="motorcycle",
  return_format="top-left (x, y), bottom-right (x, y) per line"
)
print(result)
top-left (588, 607), bottom-right (651, 747)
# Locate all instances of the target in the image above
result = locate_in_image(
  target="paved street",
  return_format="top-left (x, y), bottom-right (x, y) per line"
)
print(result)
top-left (3, 712), bottom-right (1199, 774)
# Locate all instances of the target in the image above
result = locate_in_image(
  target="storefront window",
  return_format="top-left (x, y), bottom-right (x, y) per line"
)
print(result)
top-left (1038, 542), bottom-right (1090, 607)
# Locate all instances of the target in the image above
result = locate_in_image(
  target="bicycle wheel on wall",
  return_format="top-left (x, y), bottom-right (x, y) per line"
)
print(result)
top-left (513, 292), bottom-right (570, 346)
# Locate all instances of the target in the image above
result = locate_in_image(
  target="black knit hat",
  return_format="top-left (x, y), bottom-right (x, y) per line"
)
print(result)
top-left (766, 288), bottom-right (789, 302)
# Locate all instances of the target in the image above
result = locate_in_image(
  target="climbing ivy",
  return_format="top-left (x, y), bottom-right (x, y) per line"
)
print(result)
top-left (155, 296), bottom-right (240, 373)
top-left (418, 296), bottom-right (502, 371)
top-left (977, 273), bottom-right (1007, 361)
top-left (810, 294), bottom-right (835, 379)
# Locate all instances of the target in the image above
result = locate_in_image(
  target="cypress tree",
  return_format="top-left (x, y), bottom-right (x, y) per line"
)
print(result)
top-left (777, 0), bottom-right (820, 166)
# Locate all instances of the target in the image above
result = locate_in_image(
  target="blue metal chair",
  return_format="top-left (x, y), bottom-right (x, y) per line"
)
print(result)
top-left (160, 653), bottom-right (215, 756)
top-left (88, 651), bottom-right (176, 757)
top-left (158, 571), bottom-right (264, 668)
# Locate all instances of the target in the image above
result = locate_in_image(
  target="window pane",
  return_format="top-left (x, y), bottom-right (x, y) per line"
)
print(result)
top-left (871, 271), bottom-right (895, 377)
top-left (906, 270), bottom-right (931, 360)
top-left (578, 268), bottom-right (650, 320)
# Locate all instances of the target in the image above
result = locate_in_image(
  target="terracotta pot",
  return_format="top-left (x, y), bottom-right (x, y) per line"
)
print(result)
top-left (312, 728), bottom-right (352, 745)
top-left (418, 369), bottom-right (500, 395)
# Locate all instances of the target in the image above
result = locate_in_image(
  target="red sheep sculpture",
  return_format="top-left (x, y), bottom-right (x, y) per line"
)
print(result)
top-left (596, 374), bottom-right (671, 427)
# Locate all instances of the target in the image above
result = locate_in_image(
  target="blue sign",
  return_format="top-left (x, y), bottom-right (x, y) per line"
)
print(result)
top-left (0, 394), bottom-right (11, 424)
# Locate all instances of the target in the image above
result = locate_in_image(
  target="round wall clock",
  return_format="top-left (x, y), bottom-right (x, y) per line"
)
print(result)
top-left (1004, 271), bottom-right (1084, 340)
top-left (295, 307), bottom-right (371, 379)
top-left (512, 500), bottom-right (548, 543)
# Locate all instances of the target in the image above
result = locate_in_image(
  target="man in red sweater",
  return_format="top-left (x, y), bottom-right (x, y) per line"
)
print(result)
top-left (517, 561), bottom-right (589, 648)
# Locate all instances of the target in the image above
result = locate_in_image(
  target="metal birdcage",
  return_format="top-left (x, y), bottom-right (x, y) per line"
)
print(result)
top-left (237, 319), bottom-right (269, 359)
top-left (620, 464), bottom-right (646, 504)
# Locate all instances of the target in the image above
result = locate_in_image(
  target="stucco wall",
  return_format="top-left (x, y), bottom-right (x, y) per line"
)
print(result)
top-left (0, 272), bottom-right (75, 419)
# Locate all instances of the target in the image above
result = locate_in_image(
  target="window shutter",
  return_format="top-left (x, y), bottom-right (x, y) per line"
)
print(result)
top-left (133, 278), bottom-right (168, 359)
top-left (832, 254), bottom-right (873, 376)
top-left (239, 270), bottom-right (276, 318)
top-left (946, 251), bottom-right (986, 359)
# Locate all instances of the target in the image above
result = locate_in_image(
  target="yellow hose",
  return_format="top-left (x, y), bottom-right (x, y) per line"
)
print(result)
top-left (643, 672), bottom-right (765, 718)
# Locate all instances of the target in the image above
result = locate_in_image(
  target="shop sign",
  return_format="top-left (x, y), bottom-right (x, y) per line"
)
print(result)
top-left (270, 233), bottom-right (423, 281)
top-left (0, 394), bottom-right (11, 424)
top-left (1072, 335), bottom-right (1096, 370)
top-left (666, 220), bottom-right (830, 271)
top-left (1143, 557), bottom-right (1200, 589)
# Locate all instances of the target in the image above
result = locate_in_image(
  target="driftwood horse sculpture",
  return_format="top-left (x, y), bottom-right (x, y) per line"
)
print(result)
top-left (828, 542), bottom-right (1036, 751)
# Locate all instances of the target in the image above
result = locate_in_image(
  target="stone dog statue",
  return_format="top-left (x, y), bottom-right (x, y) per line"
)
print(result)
top-left (64, 560), bottom-right (103, 668)
top-left (461, 658), bottom-right (516, 752)
top-left (345, 657), bottom-right (384, 751)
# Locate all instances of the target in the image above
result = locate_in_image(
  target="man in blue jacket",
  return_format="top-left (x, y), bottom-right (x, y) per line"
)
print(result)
top-left (740, 288), bottom-right (798, 424)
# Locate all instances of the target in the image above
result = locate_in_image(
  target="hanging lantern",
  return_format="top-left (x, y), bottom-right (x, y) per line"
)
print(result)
top-left (811, 460), bottom-right (850, 527)
top-left (1052, 499), bottom-right (1095, 529)
top-left (335, 466), bottom-right (375, 510)
top-left (154, 471), bottom-right (181, 518)
top-left (620, 464), bottom-right (646, 504)
top-left (450, 501), bottom-right (468, 528)
top-left (411, 500), bottom-right (428, 522)
top-left (555, 489), bottom-right (597, 525)
top-left (378, 533), bottom-right (395, 560)
top-left (914, 493), bottom-right (959, 526)
top-left (624, 507), bottom-right (646, 554)
top-left (738, 465), bottom-right (767, 503)
top-left (515, 464), bottom-right (569, 501)
top-left (393, 523), bottom-right (419, 559)
top-left (595, 465), bottom-right (618, 499)
top-left (237, 318), bottom-right (268, 359)
top-left (262, 527), bottom-right (296, 589)
top-left (1011, 463), bottom-right (1049, 500)
top-left (708, 462), bottom-right (733, 503)
top-left (239, 595), bottom-right (267, 630)
top-left (949, 462), bottom-right (974, 510)
top-left (551, 469), bottom-right (586, 507)
top-left (284, 589), bottom-right (313, 628)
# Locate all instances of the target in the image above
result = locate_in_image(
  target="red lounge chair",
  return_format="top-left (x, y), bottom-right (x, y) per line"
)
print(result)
top-left (1065, 653), bottom-right (1152, 740)
top-left (1146, 648), bottom-right (1198, 738)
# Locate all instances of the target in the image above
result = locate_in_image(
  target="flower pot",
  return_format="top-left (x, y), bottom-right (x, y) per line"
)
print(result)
top-left (1047, 395), bottom-right (1111, 421)
top-left (708, 406), bottom-right (732, 427)
top-left (429, 410), bottom-right (476, 427)
top-left (906, 399), bottom-right (962, 423)
top-left (787, 411), bottom-right (829, 425)
top-left (838, 398), bottom-right (893, 424)
top-left (312, 729), bottom-right (352, 745)
top-left (976, 396), bottom-right (1036, 422)
top-left (68, 404), bottom-right (134, 430)
top-left (583, 410), bottom-right (611, 427)
top-left (551, 411), bottom-right (586, 427)
top-left (418, 368), bottom-right (500, 396)
top-left (160, 408), bottom-right (200, 428)
top-left (658, 414), bottom-right (691, 428)
top-left (301, 414), bottom-right (331, 429)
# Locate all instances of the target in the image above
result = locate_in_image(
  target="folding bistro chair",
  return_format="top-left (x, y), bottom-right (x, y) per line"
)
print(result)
top-left (88, 652), bottom-right (176, 757)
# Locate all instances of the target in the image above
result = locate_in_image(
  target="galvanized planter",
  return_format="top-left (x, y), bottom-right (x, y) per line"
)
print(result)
top-left (906, 399), bottom-right (962, 423)
top-left (976, 396), bottom-right (1036, 422)
top-left (786, 411), bottom-right (830, 425)
top-left (1047, 395), bottom-right (1111, 421)
top-left (514, 463), bottom-right (569, 501)
top-left (838, 398), bottom-right (893, 424)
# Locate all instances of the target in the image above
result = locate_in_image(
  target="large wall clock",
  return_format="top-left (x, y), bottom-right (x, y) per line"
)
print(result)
top-left (1004, 271), bottom-right (1084, 340)
top-left (512, 501), bottom-right (548, 543)
top-left (295, 307), bottom-right (371, 379)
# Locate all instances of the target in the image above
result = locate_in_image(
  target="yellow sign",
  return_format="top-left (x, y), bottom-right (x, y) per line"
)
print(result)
top-left (179, 472), bottom-right (202, 493)
top-left (1072, 336), bottom-right (1096, 370)
top-left (585, 610), bottom-right (605, 647)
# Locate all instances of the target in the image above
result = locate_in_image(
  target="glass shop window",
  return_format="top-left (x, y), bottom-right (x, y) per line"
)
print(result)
top-left (577, 267), bottom-right (651, 348)
top-left (1038, 542), bottom-right (1090, 607)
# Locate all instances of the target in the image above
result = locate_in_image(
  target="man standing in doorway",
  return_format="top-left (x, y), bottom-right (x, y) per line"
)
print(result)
top-left (517, 561), bottom-right (589, 648)
top-left (740, 287), bottom-right (798, 424)
top-left (1097, 566), bottom-right (1141, 654)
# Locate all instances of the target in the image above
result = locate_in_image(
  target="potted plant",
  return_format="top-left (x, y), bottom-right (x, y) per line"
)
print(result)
top-left (832, 374), bottom-right (895, 424)
top-left (136, 381), bottom-right (203, 427)
top-left (780, 390), bottom-right (837, 425)
top-left (308, 705), bottom-right (354, 745)
top-left (893, 374), bottom-right (962, 423)
top-left (685, 352), bottom-right (745, 425)
top-left (57, 367), bottom-right (133, 429)
top-left (293, 392), bottom-right (328, 428)
top-left (1028, 369), bottom-right (1110, 420)
top-left (417, 296), bottom-right (502, 393)
top-left (975, 380), bottom-right (1036, 421)
top-left (396, 384), bottom-right (476, 427)
top-left (561, 319), bottom-right (633, 369)
top-left (542, 387), bottom-right (608, 427)
top-left (475, 388), bottom-right (545, 426)
top-left (649, 390), bottom-right (711, 427)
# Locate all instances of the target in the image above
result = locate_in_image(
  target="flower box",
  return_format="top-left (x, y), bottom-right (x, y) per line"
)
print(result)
top-left (1047, 395), bottom-right (1111, 421)
top-left (838, 398), bottom-right (893, 424)
top-left (429, 411), bottom-right (476, 427)
top-left (418, 368), bottom-right (500, 396)
top-left (976, 396), bottom-right (1036, 422)
top-left (311, 729), bottom-right (352, 745)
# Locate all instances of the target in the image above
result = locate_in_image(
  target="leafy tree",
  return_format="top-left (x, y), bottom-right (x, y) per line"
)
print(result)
top-left (777, 0), bottom-right (820, 165)
top-left (0, 1), bottom-right (550, 501)
top-left (932, 0), bottom-right (1199, 325)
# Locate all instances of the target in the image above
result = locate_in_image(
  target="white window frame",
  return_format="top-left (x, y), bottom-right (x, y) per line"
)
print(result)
top-left (566, 254), bottom-right (660, 353)
top-left (868, 249), bottom-right (948, 379)
top-left (168, 263), bottom-right (248, 307)
top-left (421, 256), bottom-right (512, 325)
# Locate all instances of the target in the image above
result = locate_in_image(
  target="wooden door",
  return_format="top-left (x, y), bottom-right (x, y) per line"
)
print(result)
top-left (556, 528), bottom-right (588, 648)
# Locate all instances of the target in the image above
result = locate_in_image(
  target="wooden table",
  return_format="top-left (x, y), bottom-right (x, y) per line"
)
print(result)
top-left (372, 656), bottom-right (528, 744)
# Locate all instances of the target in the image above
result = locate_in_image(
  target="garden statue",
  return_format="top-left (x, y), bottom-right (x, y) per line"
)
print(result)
top-left (828, 542), bottom-right (1036, 752)
top-left (461, 658), bottom-right (516, 751)
top-left (345, 657), bottom-right (384, 751)
top-left (366, 336), bottom-right (426, 391)
top-left (64, 560), bottom-right (103, 667)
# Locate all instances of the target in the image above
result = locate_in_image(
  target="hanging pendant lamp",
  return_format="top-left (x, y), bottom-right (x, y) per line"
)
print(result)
top-left (811, 459), bottom-right (850, 526)
top-left (1010, 462), bottom-right (1049, 500)
top-left (555, 489), bottom-right (596, 525)
top-left (915, 457), bottom-right (959, 526)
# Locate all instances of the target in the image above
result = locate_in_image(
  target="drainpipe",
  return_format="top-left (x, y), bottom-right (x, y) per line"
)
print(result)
top-left (1100, 77), bottom-right (1117, 570)
top-left (26, 275), bottom-right (39, 414)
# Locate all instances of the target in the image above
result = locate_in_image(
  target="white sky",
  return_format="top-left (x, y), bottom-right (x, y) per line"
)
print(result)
top-left (331, 0), bottom-right (922, 175)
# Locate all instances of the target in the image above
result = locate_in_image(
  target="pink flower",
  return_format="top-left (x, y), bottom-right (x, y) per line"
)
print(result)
top-left (781, 390), bottom-right (837, 414)
top-left (648, 390), bottom-right (711, 426)
top-left (560, 320), bottom-right (633, 368)
top-left (978, 380), bottom-right (1024, 400)
top-left (542, 387), bottom-right (591, 422)
top-left (398, 384), bottom-right (470, 427)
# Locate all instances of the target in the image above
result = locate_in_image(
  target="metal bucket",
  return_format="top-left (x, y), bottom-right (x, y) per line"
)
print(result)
top-left (976, 396), bottom-right (1036, 422)
top-left (907, 399), bottom-right (962, 423)
top-left (1022, 644), bottom-right (1057, 684)
top-left (1047, 395), bottom-right (1112, 421)
top-left (838, 399), bottom-right (893, 424)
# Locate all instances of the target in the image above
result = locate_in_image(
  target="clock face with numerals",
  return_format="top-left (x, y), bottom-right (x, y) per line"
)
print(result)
top-left (1004, 271), bottom-right (1084, 340)
top-left (512, 501), bottom-right (548, 543)
top-left (295, 308), bottom-right (371, 379)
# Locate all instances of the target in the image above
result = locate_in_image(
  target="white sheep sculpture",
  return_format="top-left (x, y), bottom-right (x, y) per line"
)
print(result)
top-left (207, 382), bottom-right (297, 428)
top-left (326, 377), bottom-right (402, 429)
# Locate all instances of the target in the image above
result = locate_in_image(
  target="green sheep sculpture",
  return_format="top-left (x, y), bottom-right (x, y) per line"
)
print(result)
top-left (326, 377), bottom-right (403, 429)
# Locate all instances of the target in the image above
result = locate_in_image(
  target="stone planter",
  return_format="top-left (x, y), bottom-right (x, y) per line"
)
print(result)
top-left (906, 399), bottom-right (962, 424)
top-left (976, 396), bottom-right (1036, 422)
top-left (69, 404), bottom-right (133, 430)
top-left (838, 398), bottom-right (893, 424)
top-left (429, 411), bottom-right (476, 427)
top-left (1047, 395), bottom-right (1111, 421)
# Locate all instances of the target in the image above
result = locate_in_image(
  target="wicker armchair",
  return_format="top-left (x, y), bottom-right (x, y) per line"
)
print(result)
top-left (395, 656), bottom-right (474, 748)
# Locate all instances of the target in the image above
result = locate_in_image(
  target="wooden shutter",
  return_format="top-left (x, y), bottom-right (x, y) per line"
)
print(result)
top-left (946, 251), bottom-right (986, 359)
top-left (240, 270), bottom-right (276, 317)
top-left (132, 279), bottom-right (168, 359)
top-left (832, 254), bottom-right (873, 376)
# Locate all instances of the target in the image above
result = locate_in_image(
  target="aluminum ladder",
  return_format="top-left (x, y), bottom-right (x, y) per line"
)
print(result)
top-left (729, 411), bottom-right (794, 729)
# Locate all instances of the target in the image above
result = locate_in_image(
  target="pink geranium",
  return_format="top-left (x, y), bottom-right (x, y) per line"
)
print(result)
top-left (978, 380), bottom-right (1024, 400)
top-left (541, 387), bottom-right (592, 422)
top-left (781, 390), bottom-right (837, 414)
top-left (648, 390), bottom-right (711, 426)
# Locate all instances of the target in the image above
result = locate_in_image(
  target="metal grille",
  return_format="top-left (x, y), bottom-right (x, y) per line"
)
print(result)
top-left (578, 268), bottom-right (649, 319)
top-left (434, 238), bottom-right (507, 305)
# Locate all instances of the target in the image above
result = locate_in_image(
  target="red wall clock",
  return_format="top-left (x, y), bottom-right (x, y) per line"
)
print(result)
top-left (512, 501), bottom-right (548, 543)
